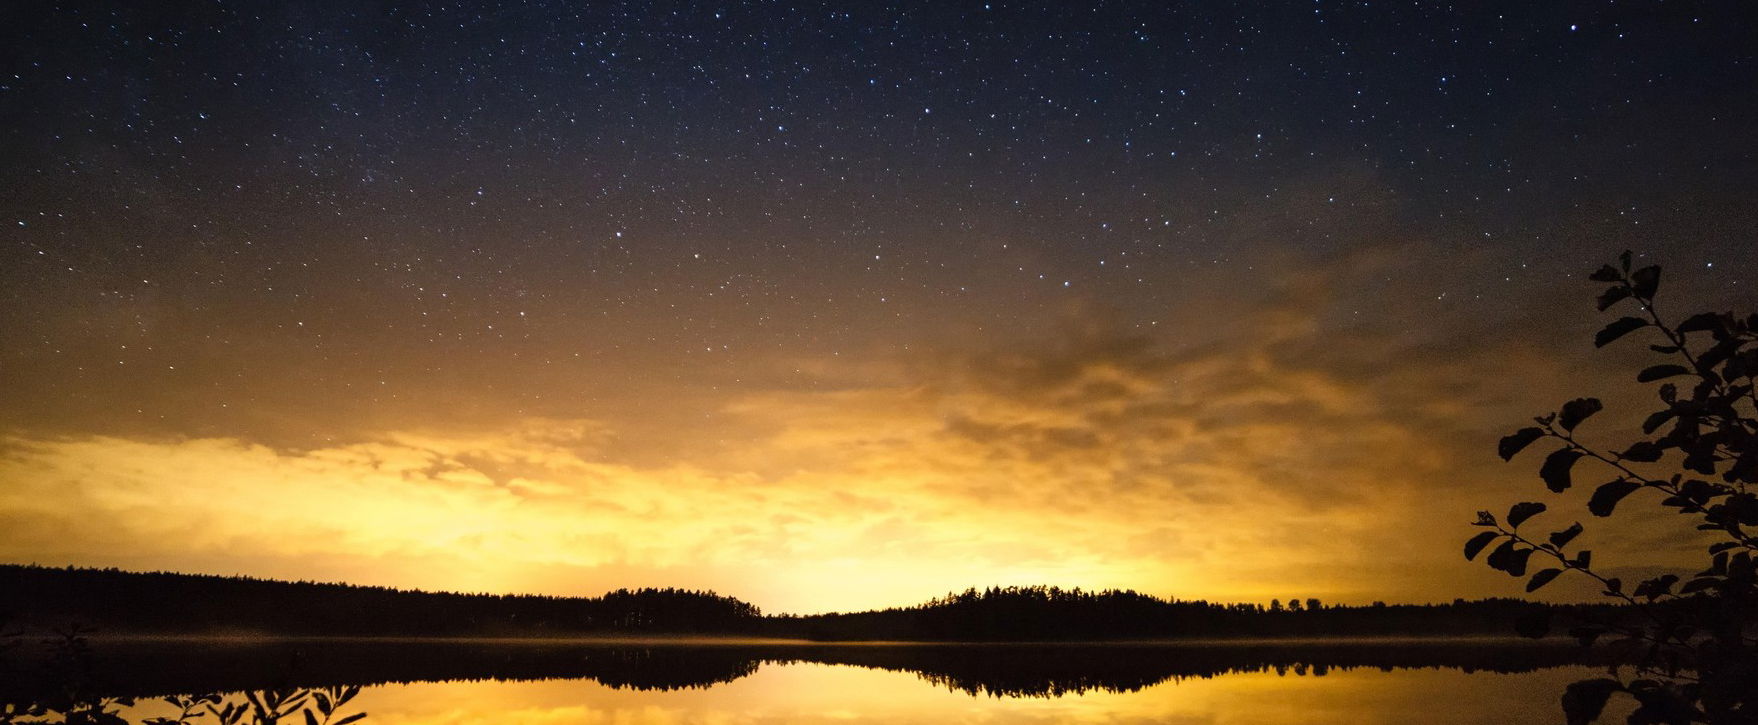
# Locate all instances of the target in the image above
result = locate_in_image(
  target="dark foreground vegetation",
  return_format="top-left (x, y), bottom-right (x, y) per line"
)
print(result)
top-left (1470, 255), bottom-right (1757, 724)
top-left (2, 563), bottom-right (1639, 642)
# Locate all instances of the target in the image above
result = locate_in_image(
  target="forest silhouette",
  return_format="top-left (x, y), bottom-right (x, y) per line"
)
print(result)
top-left (1, 564), bottom-right (1643, 642)
top-left (3, 568), bottom-right (1641, 724)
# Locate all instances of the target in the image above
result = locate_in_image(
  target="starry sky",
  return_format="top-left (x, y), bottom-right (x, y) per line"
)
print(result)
top-left (2, 1), bottom-right (1756, 613)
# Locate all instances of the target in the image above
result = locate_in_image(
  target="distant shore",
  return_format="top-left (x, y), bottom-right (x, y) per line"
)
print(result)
top-left (69, 632), bottom-right (1577, 647)
top-left (4, 564), bottom-right (1648, 643)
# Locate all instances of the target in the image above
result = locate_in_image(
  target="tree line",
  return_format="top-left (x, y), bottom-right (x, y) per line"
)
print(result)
top-left (1, 565), bottom-right (1642, 641)
top-left (0, 565), bottom-right (760, 637)
top-left (765, 584), bottom-right (1643, 641)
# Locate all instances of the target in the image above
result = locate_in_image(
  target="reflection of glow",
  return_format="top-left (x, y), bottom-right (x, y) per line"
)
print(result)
top-left (122, 662), bottom-right (1630, 725)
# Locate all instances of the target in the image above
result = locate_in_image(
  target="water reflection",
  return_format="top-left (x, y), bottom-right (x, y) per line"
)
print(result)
top-left (119, 661), bottom-right (1625, 725)
top-left (2, 638), bottom-right (1620, 724)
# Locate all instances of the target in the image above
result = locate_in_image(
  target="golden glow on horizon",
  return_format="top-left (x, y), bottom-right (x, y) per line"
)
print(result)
top-left (0, 305), bottom-right (1701, 612)
top-left (0, 251), bottom-right (1717, 612)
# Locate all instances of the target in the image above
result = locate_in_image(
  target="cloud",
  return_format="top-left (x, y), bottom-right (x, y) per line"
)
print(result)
top-left (0, 244), bottom-right (1720, 611)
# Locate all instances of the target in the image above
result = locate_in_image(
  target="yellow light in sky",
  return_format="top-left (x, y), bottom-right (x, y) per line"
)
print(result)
top-left (0, 315), bottom-right (1683, 610)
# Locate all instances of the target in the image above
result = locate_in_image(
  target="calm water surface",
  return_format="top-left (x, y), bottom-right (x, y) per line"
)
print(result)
top-left (6, 639), bottom-right (1629, 724)
top-left (116, 661), bottom-right (1628, 724)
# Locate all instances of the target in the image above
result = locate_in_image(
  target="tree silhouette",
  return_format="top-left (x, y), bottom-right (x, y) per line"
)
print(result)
top-left (1470, 252), bottom-right (1757, 724)
top-left (0, 566), bottom-right (759, 638)
top-left (0, 567), bottom-right (1634, 644)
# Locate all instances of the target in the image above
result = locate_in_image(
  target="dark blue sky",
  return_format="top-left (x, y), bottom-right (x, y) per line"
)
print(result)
top-left (4, 0), bottom-right (1756, 436)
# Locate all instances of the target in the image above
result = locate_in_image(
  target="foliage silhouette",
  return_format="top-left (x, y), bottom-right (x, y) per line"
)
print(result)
top-left (1471, 252), bottom-right (1758, 724)
top-left (0, 624), bottom-right (365, 725)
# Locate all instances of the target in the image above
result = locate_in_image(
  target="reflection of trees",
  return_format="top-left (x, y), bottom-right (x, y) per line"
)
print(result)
top-left (2, 638), bottom-right (1620, 707)
top-left (0, 639), bottom-right (764, 707)
top-left (0, 628), bottom-right (366, 725)
top-left (765, 641), bottom-right (1624, 698)
top-left (2, 688), bottom-right (366, 725)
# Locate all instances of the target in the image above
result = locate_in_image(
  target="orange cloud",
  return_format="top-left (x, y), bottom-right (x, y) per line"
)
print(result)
top-left (0, 245), bottom-right (1715, 612)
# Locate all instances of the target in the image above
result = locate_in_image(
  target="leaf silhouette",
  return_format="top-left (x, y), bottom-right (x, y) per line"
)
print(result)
top-left (1498, 427), bottom-right (1546, 461)
top-left (1463, 531), bottom-right (1498, 561)
top-left (1548, 522), bottom-right (1583, 548)
top-left (1486, 540), bottom-right (1518, 572)
top-left (1588, 479), bottom-right (1642, 517)
top-left (1562, 679), bottom-right (1621, 725)
top-left (1507, 502), bottom-right (1546, 529)
top-left (1526, 568), bottom-right (1563, 592)
top-left (1504, 547), bottom-right (1534, 576)
top-left (1640, 409), bottom-right (1674, 434)
top-left (1558, 398), bottom-right (1603, 431)
top-left (1540, 449), bottom-right (1585, 492)
top-left (1594, 317), bottom-right (1647, 347)
top-left (1596, 285), bottom-right (1631, 311)
top-left (1676, 312), bottom-right (1722, 334)
top-left (1636, 364), bottom-right (1689, 382)
top-left (1630, 265), bottom-right (1660, 299)
top-left (1619, 441), bottom-right (1664, 463)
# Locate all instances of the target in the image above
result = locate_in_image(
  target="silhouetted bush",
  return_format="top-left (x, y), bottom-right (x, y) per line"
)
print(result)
top-left (1471, 252), bottom-right (1757, 724)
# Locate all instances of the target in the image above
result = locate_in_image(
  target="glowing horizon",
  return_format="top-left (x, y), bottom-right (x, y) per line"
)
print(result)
top-left (0, 270), bottom-right (1718, 613)
top-left (3, 1), bottom-right (1754, 617)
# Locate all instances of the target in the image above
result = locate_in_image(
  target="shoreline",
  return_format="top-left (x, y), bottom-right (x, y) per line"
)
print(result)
top-left (64, 633), bottom-right (1576, 647)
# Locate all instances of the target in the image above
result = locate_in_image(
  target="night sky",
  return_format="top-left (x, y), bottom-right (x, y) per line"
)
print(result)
top-left (2, 1), bottom-right (1756, 612)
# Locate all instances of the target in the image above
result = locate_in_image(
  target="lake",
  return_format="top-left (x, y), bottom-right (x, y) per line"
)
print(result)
top-left (3, 637), bottom-right (1628, 723)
